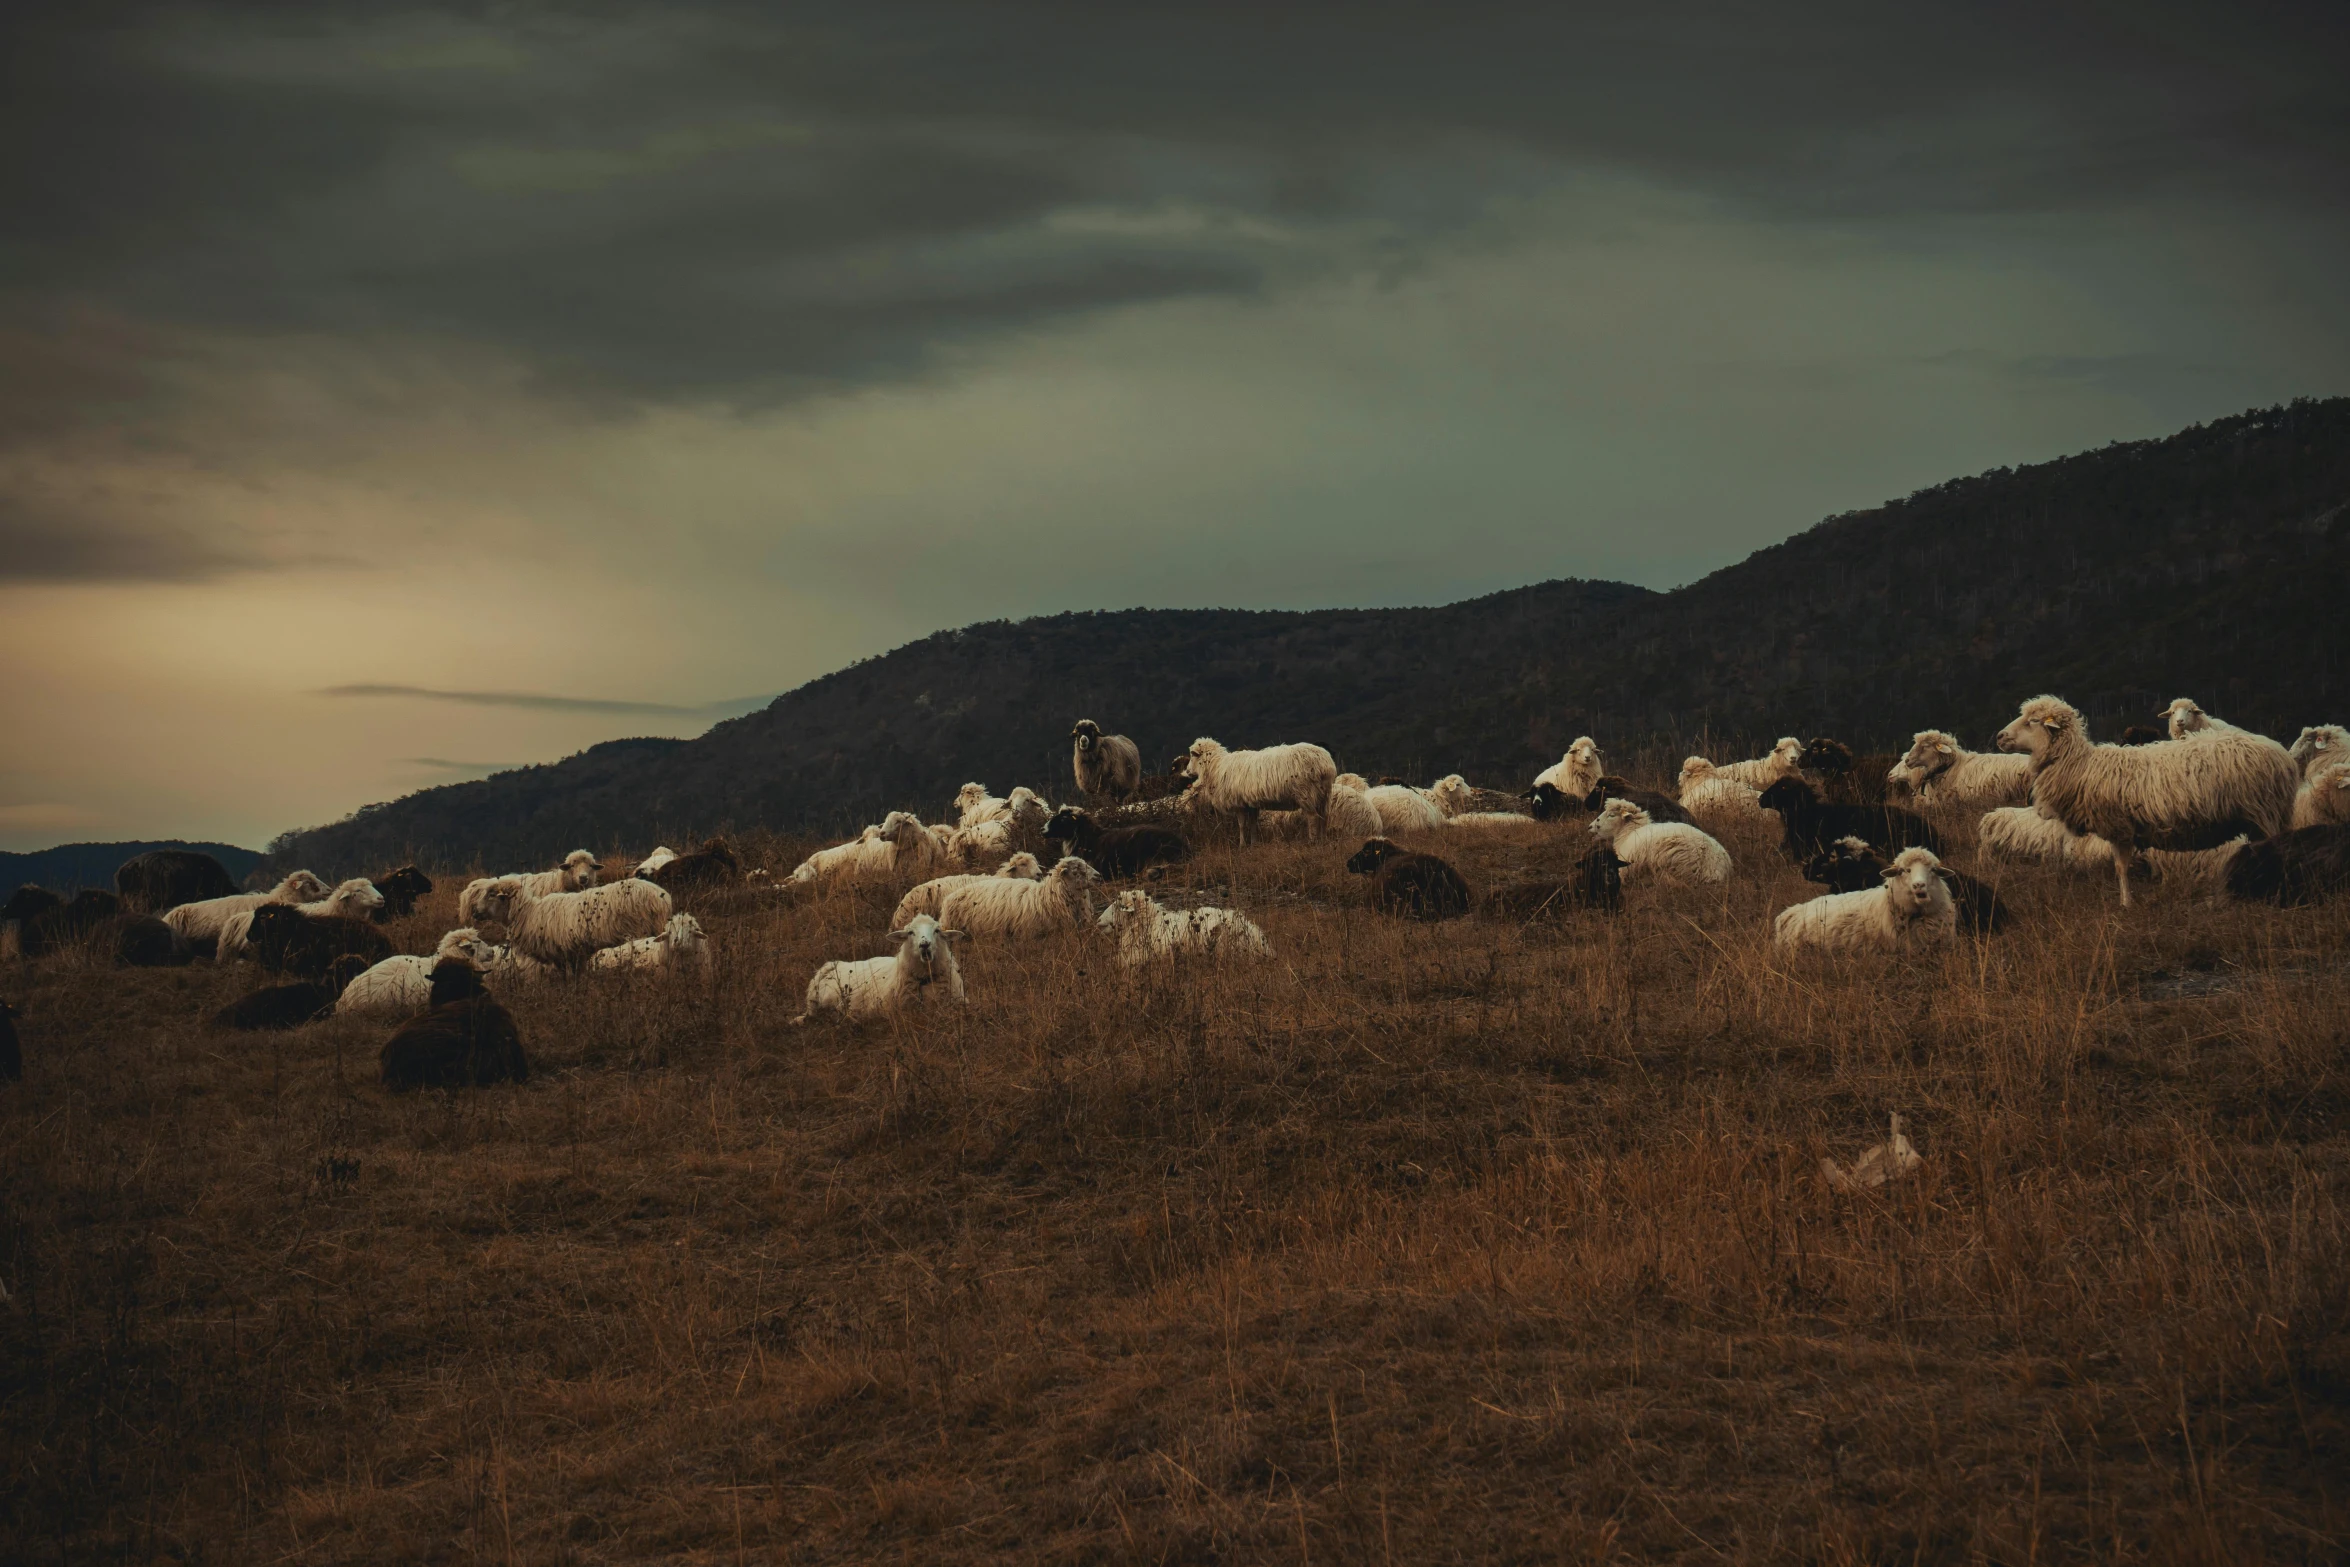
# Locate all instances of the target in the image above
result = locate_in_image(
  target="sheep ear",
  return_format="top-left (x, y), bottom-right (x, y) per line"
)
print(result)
top-left (1879, 865), bottom-right (1902, 879)
top-left (1937, 743), bottom-right (1954, 754)
top-left (1931, 866), bottom-right (1956, 881)
top-left (887, 926), bottom-right (911, 941)
top-left (940, 928), bottom-right (966, 942)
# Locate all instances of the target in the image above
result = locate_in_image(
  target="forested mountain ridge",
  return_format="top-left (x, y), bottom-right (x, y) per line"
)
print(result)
top-left (261, 398), bottom-right (2350, 876)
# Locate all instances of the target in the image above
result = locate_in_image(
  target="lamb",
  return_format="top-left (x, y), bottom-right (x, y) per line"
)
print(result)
top-left (1712, 737), bottom-right (1806, 791)
top-left (336, 928), bottom-right (501, 1018)
top-left (646, 838), bottom-right (741, 896)
top-left (1772, 847), bottom-right (1958, 956)
top-left (1345, 837), bottom-right (1473, 920)
top-left (1039, 806), bottom-right (1190, 879)
top-left (210, 954), bottom-right (372, 1031)
top-left (1485, 847), bottom-right (1624, 919)
top-left (1887, 730), bottom-right (2031, 807)
top-left (1796, 738), bottom-right (1899, 805)
top-left (2223, 824), bottom-right (2350, 907)
top-left (632, 846), bottom-right (679, 878)
top-left (379, 959), bottom-right (530, 1089)
top-left (1758, 777), bottom-right (1944, 862)
top-left (1996, 694), bottom-right (2299, 905)
top-left (792, 915), bottom-right (966, 1024)
top-left (242, 903), bottom-right (394, 978)
top-left (1181, 737), bottom-right (1338, 843)
top-left (1071, 719), bottom-right (1145, 803)
top-left (114, 849), bottom-right (238, 914)
top-left (1586, 799), bottom-right (1732, 884)
top-left (1677, 756), bottom-right (1768, 820)
top-left (1801, 836), bottom-right (2010, 934)
top-left (372, 866), bottom-right (434, 920)
top-left (590, 912), bottom-right (712, 976)
top-left (1095, 889), bottom-right (1270, 967)
top-left (934, 855), bottom-right (1102, 938)
top-left (2294, 761), bottom-right (2350, 829)
top-left (478, 875), bottom-right (674, 969)
top-left (162, 870), bottom-right (333, 955)
top-left (1530, 737), bottom-right (1603, 802)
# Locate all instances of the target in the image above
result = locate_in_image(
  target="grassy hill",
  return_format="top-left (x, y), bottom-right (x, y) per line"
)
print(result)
top-left (0, 840), bottom-right (264, 896)
top-left (261, 398), bottom-right (2350, 875)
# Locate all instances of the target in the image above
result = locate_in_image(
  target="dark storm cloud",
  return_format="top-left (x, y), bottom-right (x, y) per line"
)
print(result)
top-left (0, 496), bottom-right (258, 583)
top-left (4, 2), bottom-right (2343, 409)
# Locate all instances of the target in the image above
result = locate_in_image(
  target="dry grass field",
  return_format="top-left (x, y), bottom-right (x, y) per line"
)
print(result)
top-left (4, 795), bottom-right (2348, 1563)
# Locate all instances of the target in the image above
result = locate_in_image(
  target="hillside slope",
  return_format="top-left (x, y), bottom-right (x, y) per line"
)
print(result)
top-left (264, 399), bottom-right (2350, 874)
top-left (1, 840), bottom-right (265, 895)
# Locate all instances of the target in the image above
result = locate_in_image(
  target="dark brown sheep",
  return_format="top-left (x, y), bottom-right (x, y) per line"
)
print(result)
top-left (373, 866), bottom-right (434, 920)
top-left (1525, 778), bottom-right (1693, 826)
top-left (1346, 837), bottom-right (1472, 920)
top-left (1796, 738), bottom-right (1900, 806)
top-left (16, 890), bottom-right (123, 957)
top-left (97, 914), bottom-right (190, 967)
top-left (1759, 777), bottom-right (1944, 861)
top-left (4, 885), bottom-right (62, 925)
top-left (209, 954), bottom-right (370, 1031)
top-left (648, 838), bottom-right (742, 896)
top-left (1486, 848), bottom-right (1624, 919)
top-left (245, 903), bottom-right (393, 978)
top-left (1042, 807), bottom-right (1190, 879)
top-left (2224, 825), bottom-right (2350, 907)
top-left (380, 960), bottom-right (530, 1090)
top-left (2120, 725), bottom-right (2166, 746)
top-left (115, 849), bottom-right (238, 913)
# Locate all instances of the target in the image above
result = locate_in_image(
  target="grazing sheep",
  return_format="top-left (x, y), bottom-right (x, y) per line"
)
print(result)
top-left (1531, 738), bottom-right (1604, 803)
top-left (1996, 694), bottom-right (2299, 905)
top-left (591, 912), bottom-right (713, 976)
top-left (2294, 761), bottom-right (2350, 829)
top-left (373, 866), bottom-right (433, 920)
top-left (336, 929), bottom-right (500, 1018)
top-left (1071, 719), bottom-right (1145, 803)
top-left (1345, 837), bottom-right (1473, 920)
top-left (934, 856), bottom-right (1102, 938)
top-left (1773, 847), bottom-right (1958, 955)
top-left (114, 849), bottom-right (238, 914)
top-left (162, 871), bottom-right (333, 955)
top-left (1796, 738), bottom-right (1899, 805)
top-left (1586, 799), bottom-right (1732, 885)
top-left (792, 915), bottom-right (966, 1025)
top-left (1713, 737), bottom-right (1806, 791)
top-left (1095, 889), bottom-right (1270, 967)
top-left (96, 914), bottom-right (191, 967)
top-left (380, 960), bottom-right (530, 1089)
top-left (789, 812), bottom-right (947, 887)
top-left (1758, 777), bottom-right (1944, 862)
top-left (1887, 730), bottom-right (2031, 807)
top-left (243, 904), bottom-right (393, 977)
top-left (479, 876), bottom-right (674, 969)
top-left (0, 998), bottom-right (17, 1082)
top-left (1678, 756), bottom-right (1769, 820)
top-left (1182, 738), bottom-right (1338, 843)
top-left (1801, 836), bottom-right (2009, 934)
top-left (210, 954), bottom-right (372, 1031)
top-left (632, 846), bottom-right (679, 879)
top-left (1040, 806), bottom-right (1190, 879)
top-left (2223, 824), bottom-right (2350, 907)
top-left (1485, 848), bottom-right (1625, 919)
top-left (647, 837), bottom-right (741, 896)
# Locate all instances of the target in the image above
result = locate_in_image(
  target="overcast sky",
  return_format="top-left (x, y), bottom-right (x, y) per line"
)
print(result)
top-left (4, 2), bottom-right (2346, 851)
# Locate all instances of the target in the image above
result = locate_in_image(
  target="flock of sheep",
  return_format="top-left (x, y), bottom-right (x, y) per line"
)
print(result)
top-left (3, 698), bottom-right (2346, 1090)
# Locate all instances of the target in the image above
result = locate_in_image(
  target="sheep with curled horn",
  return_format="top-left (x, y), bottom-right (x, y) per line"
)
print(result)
top-left (1070, 719), bottom-right (1144, 803)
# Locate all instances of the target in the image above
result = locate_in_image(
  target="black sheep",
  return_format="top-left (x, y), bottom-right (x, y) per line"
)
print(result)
top-left (0, 999), bottom-right (19, 1082)
top-left (1042, 807), bottom-right (1190, 879)
top-left (1802, 835), bottom-right (2009, 934)
top-left (1346, 837), bottom-right (1472, 920)
top-left (373, 866), bottom-right (434, 920)
top-left (4, 885), bottom-right (62, 925)
top-left (1759, 776), bottom-right (1944, 861)
top-left (2224, 825), bottom-right (2350, 907)
top-left (245, 903), bottom-right (393, 978)
top-left (1796, 737), bottom-right (1899, 806)
top-left (1524, 778), bottom-right (1692, 826)
top-left (1486, 847), bottom-right (1624, 919)
top-left (2120, 725), bottom-right (2165, 746)
top-left (210, 954), bottom-right (370, 1031)
top-left (380, 960), bottom-right (530, 1090)
top-left (97, 913), bottom-right (191, 967)
top-left (17, 890), bottom-right (123, 957)
top-left (115, 849), bottom-right (238, 914)
top-left (648, 837), bottom-right (742, 895)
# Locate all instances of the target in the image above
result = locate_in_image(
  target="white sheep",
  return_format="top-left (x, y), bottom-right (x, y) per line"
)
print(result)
top-left (889, 854), bottom-right (1048, 926)
top-left (788, 813), bottom-right (947, 887)
top-left (2291, 760), bottom-right (2350, 830)
top-left (1361, 781), bottom-right (1446, 834)
top-left (1095, 889), bottom-right (1270, 967)
top-left (335, 928), bottom-right (499, 1017)
top-left (1713, 737), bottom-right (1806, 791)
top-left (1677, 756), bottom-right (1768, 820)
top-left (1445, 811), bottom-right (1537, 830)
top-left (1888, 729), bottom-right (2032, 806)
top-left (632, 846), bottom-right (679, 879)
top-left (2289, 724), bottom-right (2348, 776)
top-left (216, 876), bottom-right (386, 963)
top-left (934, 855), bottom-right (1101, 938)
top-left (1531, 738), bottom-right (1603, 802)
top-left (161, 870), bottom-right (333, 952)
top-left (1587, 798), bottom-right (1732, 884)
top-left (1996, 694), bottom-right (2300, 905)
top-left (1975, 805), bottom-right (2119, 871)
top-left (1428, 775), bottom-right (1479, 817)
top-left (954, 783), bottom-right (1011, 826)
top-left (2161, 697), bottom-right (2237, 741)
top-left (590, 912), bottom-right (712, 976)
top-left (1182, 737), bottom-right (1338, 843)
top-left (1772, 847), bottom-right (1958, 955)
top-left (792, 915), bottom-right (966, 1024)
top-left (518, 850), bottom-right (602, 899)
top-left (481, 875), bottom-right (674, 968)
top-left (1315, 775), bottom-right (1393, 840)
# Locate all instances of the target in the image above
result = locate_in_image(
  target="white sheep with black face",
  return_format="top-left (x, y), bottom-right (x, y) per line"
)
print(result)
top-left (793, 915), bottom-right (966, 1024)
top-left (1095, 889), bottom-right (1270, 968)
top-left (1772, 847), bottom-right (1958, 955)
top-left (1587, 798), bottom-right (1732, 884)
top-left (1888, 729), bottom-right (2031, 806)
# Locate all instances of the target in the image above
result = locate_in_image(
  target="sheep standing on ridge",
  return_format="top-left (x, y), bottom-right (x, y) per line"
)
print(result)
top-left (1711, 737), bottom-right (1806, 791)
top-left (480, 876), bottom-right (674, 969)
top-left (337, 929), bottom-right (500, 1017)
top-left (1096, 890), bottom-right (1270, 967)
top-left (1531, 738), bottom-right (1603, 802)
top-left (793, 916), bottom-right (966, 1024)
top-left (1587, 799), bottom-right (1732, 885)
top-left (1071, 720), bottom-right (1145, 803)
top-left (1887, 730), bottom-right (2031, 807)
top-left (1346, 838), bottom-right (1473, 920)
top-left (1182, 738), bottom-right (1338, 844)
top-left (934, 856), bottom-right (1101, 938)
top-left (1996, 694), bottom-right (2299, 906)
top-left (591, 913), bottom-right (713, 976)
top-left (163, 871), bottom-right (333, 957)
top-left (1678, 756), bottom-right (1768, 821)
top-left (1772, 848), bottom-right (1958, 956)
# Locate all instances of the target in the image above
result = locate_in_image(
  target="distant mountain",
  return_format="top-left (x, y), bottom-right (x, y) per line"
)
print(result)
top-left (2, 840), bottom-right (265, 895)
top-left (260, 398), bottom-right (2350, 876)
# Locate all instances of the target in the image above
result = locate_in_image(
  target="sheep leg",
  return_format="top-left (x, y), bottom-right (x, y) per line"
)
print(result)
top-left (2112, 845), bottom-right (2136, 907)
top-left (1238, 807), bottom-right (1258, 847)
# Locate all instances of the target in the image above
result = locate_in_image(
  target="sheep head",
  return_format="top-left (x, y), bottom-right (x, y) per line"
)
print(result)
top-left (1880, 848), bottom-right (1952, 918)
top-left (2162, 697), bottom-right (2209, 738)
top-left (1345, 837), bottom-right (1401, 874)
top-left (880, 811), bottom-right (927, 846)
top-left (1071, 719), bottom-right (1101, 750)
top-left (2290, 725), bottom-right (2347, 770)
top-left (888, 915), bottom-right (959, 980)
top-left (1568, 737), bottom-right (1599, 766)
top-left (1047, 856), bottom-right (1101, 892)
top-left (1756, 777), bottom-right (1816, 815)
top-left (1797, 737), bottom-right (1855, 773)
top-left (1997, 696), bottom-right (2079, 761)
top-left (276, 871), bottom-right (334, 902)
top-left (665, 914), bottom-right (706, 951)
top-left (1006, 787), bottom-right (1052, 827)
top-left (1677, 756), bottom-right (1715, 787)
top-left (1042, 806), bottom-right (1088, 841)
top-left (1095, 888), bottom-right (1154, 932)
top-left (1897, 730), bottom-right (1959, 781)
top-left (997, 852), bottom-right (1042, 879)
top-left (1183, 739), bottom-right (1226, 779)
top-left (953, 783), bottom-right (990, 815)
top-left (1588, 798), bottom-right (1650, 841)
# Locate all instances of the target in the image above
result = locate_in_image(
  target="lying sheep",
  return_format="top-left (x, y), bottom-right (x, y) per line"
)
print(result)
top-left (1587, 799), bottom-right (1731, 884)
top-left (646, 838), bottom-right (740, 896)
top-left (590, 912), bottom-right (712, 976)
top-left (1345, 837), bottom-right (1472, 920)
top-left (1317, 775), bottom-right (1394, 841)
top-left (114, 849), bottom-right (239, 914)
top-left (1976, 805), bottom-right (2120, 871)
top-left (1485, 848), bottom-right (1624, 919)
top-left (2294, 762), bottom-right (2350, 829)
top-left (1772, 848), bottom-right (1958, 956)
top-left (243, 903), bottom-right (393, 978)
top-left (1678, 756), bottom-right (1768, 820)
top-left (789, 825), bottom-right (884, 885)
top-left (1071, 720), bottom-right (1145, 803)
top-left (891, 855), bottom-right (1048, 926)
top-left (1183, 738), bottom-right (1338, 843)
top-left (94, 913), bottom-right (191, 967)
top-left (1758, 777), bottom-right (1944, 862)
top-left (954, 783), bottom-right (1013, 826)
top-left (479, 876), bottom-right (674, 970)
top-left (1531, 738), bottom-right (1603, 802)
top-left (337, 929), bottom-right (500, 1017)
top-left (1526, 776), bottom-right (1692, 826)
top-left (1040, 806), bottom-right (1189, 879)
top-left (218, 876), bottom-right (386, 963)
top-left (2224, 824), bottom-right (2350, 907)
top-left (1347, 773), bottom-right (1445, 834)
top-left (1796, 738), bottom-right (1899, 805)
top-left (934, 856), bottom-right (1101, 938)
top-left (790, 812), bottom-right (950, 887)
top-left (380, 959), bottom-right (530, 1089)
top-left (2290, 724), bottom-right (2348, 775)
top-left (1887, 730), bottom-right (2031, 807)
top-left (210, 954), bottom-right (373, 1031)
top-left (162, 871), bottom-right (333, 956)
top-left (632, 845), bottom-right (679, 879)
top-left (793, 915), bottom-right (966, 1024)
top-left (1713, 737), bottom-right (1806, 791)
top-left (524, 850), bottom-right (603, 899)
top-left (1802, 836), bottom-right (2010, 934)
top-left (1095, 890), bottom-right (1270, 967)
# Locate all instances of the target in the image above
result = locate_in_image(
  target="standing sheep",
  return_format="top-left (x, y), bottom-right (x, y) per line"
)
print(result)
top-left (1587, 799), bottom-right (1732, 885)
top-left (480, 876), bottom-right (674, 969)
top-left (1095, 890), bottom-right (1270, 967)
top-left (1071, 720), bottom-right (1145, 803)
top-left (1995, 694), bottom-right (2299, 905)
top-left (934, 856), bottom-right (1102, 938)
top-left (793, 916), bottom-right (966, 1024)
top-left (1887, 730), bottom-right (2031, 807)
top-left (1772, 848), bottom-right (1958, 956)
top-left (1182, 738), bottom-right (1338, 844)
